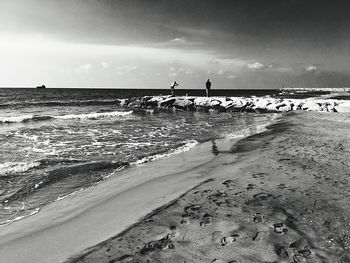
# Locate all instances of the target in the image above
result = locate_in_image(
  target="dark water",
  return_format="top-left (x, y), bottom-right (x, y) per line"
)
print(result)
top-left (0, 88), bottom-right (324, 225)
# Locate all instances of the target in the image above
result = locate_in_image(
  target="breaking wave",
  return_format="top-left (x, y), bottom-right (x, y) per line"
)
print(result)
top-left (0, 110), bottom-right (133, 124)
top-left (0, 161), bottom-right (41, 176)
top-left (0, 99), bottom-right (121, 109)
top-left (55, 110), bottom-right (133, 120)
top-left (133, 140), bottom-right (199, 165)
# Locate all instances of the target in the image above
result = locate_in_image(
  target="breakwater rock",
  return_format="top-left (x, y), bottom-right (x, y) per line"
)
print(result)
top-left (119, 96), bottom-right (350, 113)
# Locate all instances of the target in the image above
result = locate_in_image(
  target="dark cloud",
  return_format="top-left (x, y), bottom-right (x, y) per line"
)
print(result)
top-left (1, 0), bottom-right (350, 88)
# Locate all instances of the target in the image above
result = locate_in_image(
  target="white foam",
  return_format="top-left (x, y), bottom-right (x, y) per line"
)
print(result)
top-left (0, 115), bottom-right (34, 123)
top-left (133, 140), bottom-right (198, 165)
top-left (0, 208), bottom-right (40, 227)
top-left (0, 161), bottom-right (41, 176)
top-left (55, 110), bottom-right (133, 120)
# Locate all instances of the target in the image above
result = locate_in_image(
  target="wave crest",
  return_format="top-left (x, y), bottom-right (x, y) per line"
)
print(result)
top-left (133, 140), bottom-right (198, 165)
top-left (0, 110), bottom-right (133, 124)
top-left (0, 161), bottom-right (41, 176)
top-left (56, 110), bottom-right (133, 120)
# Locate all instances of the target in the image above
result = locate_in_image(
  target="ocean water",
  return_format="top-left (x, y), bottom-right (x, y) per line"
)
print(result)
top-left (0, 88), bottom-right (323, 226)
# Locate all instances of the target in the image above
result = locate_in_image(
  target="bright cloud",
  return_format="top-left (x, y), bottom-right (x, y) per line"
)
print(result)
top-left (247, 62), bottom-right (265, 70)
top-left (101, 61), bottom-right (109, 69)
top-left (170, 37), bottom-right (187, 44)
top-left (306, 65), bottom-right (318, 72)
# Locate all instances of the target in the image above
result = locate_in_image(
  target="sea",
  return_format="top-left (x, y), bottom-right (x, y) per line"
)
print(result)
top-left (0, 88), bottom-right (331, 226)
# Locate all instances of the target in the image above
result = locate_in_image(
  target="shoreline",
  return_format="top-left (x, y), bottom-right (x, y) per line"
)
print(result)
top-left (0, 114), bottom-right (277, 263)
top-left (68, 111), bottom-right (350, 263)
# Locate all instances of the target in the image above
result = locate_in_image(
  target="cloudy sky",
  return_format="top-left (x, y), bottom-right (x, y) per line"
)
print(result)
top-left (1, 0), bottom-right (350, 89)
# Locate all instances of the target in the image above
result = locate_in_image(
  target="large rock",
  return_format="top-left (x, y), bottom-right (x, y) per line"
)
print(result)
top-left (158, 97), bottom-right (176, 107)
top-left (277, 103), bottom-right (293, 112)
top-left (265, 103), bottom-right (279, 112)
top-left (127, 99), bottom-right (142, 108)
top-left (335, 101), bottom-right (350, 113)
top-left (252, 98), bottom-right (272, 110)
top-left (301, 101), bottom-right (321, 111)
top-left (194, 97), bottom-right (211, 107)
top-left (209, 100), bottom-right (222, 107)
top-left (173, 98), bottom-right (194, 109)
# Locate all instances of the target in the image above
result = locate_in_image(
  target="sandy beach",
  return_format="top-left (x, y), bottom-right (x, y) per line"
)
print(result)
top-left (0, 111), bottom-right (349, 263)
top-left (66, 111), bottom-right (350, 263)
top-left (0, 112), bottom-right (271, 263)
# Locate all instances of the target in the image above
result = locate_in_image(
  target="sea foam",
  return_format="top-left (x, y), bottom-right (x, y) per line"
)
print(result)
top-left (133, 140), bottom-right (199, 165)
top-left (0, 110), bottom-right (133, 125)
top-left (0, 115), bottom-right (34, 124)
top-left (0, 161), bottom-right (41, 176)
top-left (56, 110), bottom-right (133, 120)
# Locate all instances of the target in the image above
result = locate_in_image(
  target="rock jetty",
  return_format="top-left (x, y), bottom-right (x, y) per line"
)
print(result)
top-left (119, 96), bottom-right (350, 113)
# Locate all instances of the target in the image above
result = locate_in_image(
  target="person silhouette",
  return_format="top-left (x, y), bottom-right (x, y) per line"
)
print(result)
top-left (170, 81), bottom-right (178, 97)
top-left (206, 79), bottom-right (211, 97)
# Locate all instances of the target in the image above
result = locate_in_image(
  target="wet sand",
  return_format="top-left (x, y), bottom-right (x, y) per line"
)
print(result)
top-left (68, 111), bottom-right (350, 263)
top-left (0, 115), bottom-right (272, 263)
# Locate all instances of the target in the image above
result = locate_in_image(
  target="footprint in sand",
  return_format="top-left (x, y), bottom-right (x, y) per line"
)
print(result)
top-left (252, 231), bottom-right (268, 242)
top-left (246, 183), bottom-right (257, 191)
top-left (180, 216), bottom-right (190, 225)
top-left (109, 254), bottom-right (134, 263)
top-left (275, 245), bottom-right (290, 259)
top-left (200, 213), bottom-right (213, 226)
top-left (169, 225), bottom-right (179, 238)
top-left (222, 180), bottom-right (235, 188)
top-left (139, 226), bottom-right (180, 255)
top-left (221, 234), bottom-right (240, 246)
top-left (289, 238), bottom-right (308, 251)
top-left (184, 204), bottom-right (202, 219)
top-left (253, 212), bottom-right (264, 223)
top-left (212, 231), bottom-right (223, 243)
top-left (273, 222), bottom-right (288, 234)
top-left (277, 183), bottom-right (287, 189)
top-left (251, 172), bottom-right (267, 179)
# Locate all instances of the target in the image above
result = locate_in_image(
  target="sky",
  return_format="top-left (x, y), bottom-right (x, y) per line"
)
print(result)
top-left (1, 0), bottom-right (350, 89)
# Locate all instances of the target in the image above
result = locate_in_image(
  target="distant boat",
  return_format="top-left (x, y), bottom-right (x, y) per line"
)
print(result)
top-left (36, 85), bottom-right (46, 89)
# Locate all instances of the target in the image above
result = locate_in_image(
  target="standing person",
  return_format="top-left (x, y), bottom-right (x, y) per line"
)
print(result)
top-left (205, 79), bottom-right (211, 97)
top-left (170, 81), bottom-right (178, 97)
